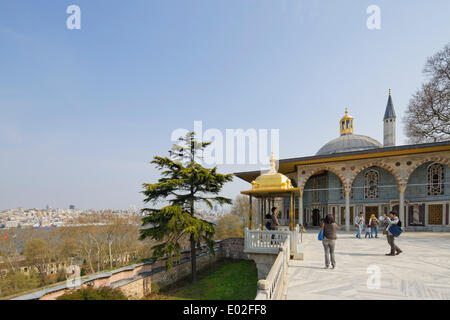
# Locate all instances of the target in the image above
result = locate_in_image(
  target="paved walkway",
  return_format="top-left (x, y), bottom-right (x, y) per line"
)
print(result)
top-left (287, 231), bottom-right (450, 299)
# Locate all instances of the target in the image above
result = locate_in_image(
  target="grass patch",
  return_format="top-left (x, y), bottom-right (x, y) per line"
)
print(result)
top-left (144, 259), bottom-right (257, 300)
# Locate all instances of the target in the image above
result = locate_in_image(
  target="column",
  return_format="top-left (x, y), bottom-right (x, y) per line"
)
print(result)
top-left (399, 185), bottom-right (406, 227)
top-left (298, 194), bottom-right (304, 226)
top-left (249, 195), bottom-right (253, 230)
top-left (261, 197), bottom-right (265, 230)
top-left (289, 194), bottom-right (295, 230)
top-left (292, 193), bottom-right (296, 230)
top-left (345, 192), bottom-right (350, 232)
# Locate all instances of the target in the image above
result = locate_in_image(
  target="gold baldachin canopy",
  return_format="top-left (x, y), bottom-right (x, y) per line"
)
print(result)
top-left (249, 151), bottom-right (294, 191)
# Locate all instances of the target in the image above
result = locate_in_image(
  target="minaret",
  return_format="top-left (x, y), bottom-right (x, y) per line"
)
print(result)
top-left (383, 89), bottom-right (396, 147)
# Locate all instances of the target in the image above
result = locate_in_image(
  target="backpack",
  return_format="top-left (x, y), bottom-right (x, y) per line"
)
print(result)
top-left (390, 224), bottom-right (403, 237)
top-left (265, 213), bottom-right (272, 219)
top-left (265, 221), bottom-right (272, 230)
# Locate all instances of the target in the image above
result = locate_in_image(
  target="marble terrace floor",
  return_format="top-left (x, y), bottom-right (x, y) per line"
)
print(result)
top-left (287, 231), bottom-right (450, 300)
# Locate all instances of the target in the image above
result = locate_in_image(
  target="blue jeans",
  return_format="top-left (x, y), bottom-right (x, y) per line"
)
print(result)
top-left (356, 227), bottom-right (362, 238)
top-left (371, 226), bottom-right (378, 238)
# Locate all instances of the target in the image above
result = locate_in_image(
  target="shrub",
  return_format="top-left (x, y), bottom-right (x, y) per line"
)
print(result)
top-left (57, 287), bottom-right (128, 300)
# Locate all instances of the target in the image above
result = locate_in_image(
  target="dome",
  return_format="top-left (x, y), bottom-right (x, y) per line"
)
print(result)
top-left (252, 172), bottom-right (293, 190)
top-left (316, 134), bottom-right (382, 156)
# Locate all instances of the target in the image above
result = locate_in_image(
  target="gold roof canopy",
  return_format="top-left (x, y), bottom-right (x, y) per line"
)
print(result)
top-left (240, 151), bottom-right (299, 198)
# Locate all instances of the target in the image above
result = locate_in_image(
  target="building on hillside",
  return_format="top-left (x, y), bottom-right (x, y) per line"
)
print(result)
top-left (235, 90), bottom-right (450, 231)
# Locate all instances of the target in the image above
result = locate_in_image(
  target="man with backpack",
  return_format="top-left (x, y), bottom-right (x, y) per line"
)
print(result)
top-left (384, 211), bottom-right (403, 256)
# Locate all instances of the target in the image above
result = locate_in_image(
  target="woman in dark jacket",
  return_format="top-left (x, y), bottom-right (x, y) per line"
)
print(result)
top-left (322, 214), bottom-right (339, 269)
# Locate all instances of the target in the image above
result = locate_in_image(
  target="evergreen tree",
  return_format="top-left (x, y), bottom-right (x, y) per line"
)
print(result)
top-left (140, 132), bottom-right (233, 282)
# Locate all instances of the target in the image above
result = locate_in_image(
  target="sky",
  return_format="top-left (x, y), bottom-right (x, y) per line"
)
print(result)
top-left (0, 0), bottom-right (449, 210)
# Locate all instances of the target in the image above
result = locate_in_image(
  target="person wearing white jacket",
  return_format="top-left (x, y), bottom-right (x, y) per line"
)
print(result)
top-left (355, 212), bottom-right (364, 239)
top-left (385, 212), bottom-right (403, 256)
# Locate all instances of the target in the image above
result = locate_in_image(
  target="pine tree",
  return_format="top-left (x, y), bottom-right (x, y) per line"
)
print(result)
top-left (140, 132), bottom-right (233, 282)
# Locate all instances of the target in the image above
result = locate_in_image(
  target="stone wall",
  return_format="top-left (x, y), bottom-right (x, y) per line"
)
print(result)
top-left (150, 251), bottom-right (221, 290)
top-left (220, 238), bottom-right (248, 260)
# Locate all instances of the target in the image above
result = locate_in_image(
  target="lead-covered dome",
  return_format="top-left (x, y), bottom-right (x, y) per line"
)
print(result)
top-left (316, 134), bottom-right (382, 155)
top-left (316, 108), bottom-right (383, 156)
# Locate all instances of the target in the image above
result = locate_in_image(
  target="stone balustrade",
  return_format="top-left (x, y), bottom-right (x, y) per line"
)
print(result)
top-left (244, 228), bottom-right (291, 254)
top-left (244, 226), bottom-right (304, 300)
top-left (255, 236), bottom-right (290, 300)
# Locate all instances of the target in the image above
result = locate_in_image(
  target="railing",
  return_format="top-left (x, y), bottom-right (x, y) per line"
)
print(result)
top-left (244, 228), bottom-right (291, 254)
top-left (255, 236), bottom-right (290, 300)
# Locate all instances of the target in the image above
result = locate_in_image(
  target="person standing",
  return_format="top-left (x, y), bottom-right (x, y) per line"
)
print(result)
top-left (270, 207), bottom-right (280, 245)
top-left (365, 224), bottom-right (372, 238)
top-left (385, 211), bottom-right (403, 256)
top-left (355, 212), bottom-right (364, 239)
top-left (270, 207), bottom-right (280, 231)
top-left (369, 214), bottom-right (379, 238)
top-left (322, 214), bottom-right (339, 269)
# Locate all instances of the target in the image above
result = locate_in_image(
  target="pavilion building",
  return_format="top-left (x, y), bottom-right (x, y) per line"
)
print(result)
top-left (235, 91), bottom-right (450, 231)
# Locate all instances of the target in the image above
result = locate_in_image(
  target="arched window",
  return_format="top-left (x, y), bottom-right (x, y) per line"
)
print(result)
top-left (312, 179), bottom-right (319, 202)
top-left (427, 163), bottom-right (444, 196)
top-left (364, 169), bottom-right (379, 199)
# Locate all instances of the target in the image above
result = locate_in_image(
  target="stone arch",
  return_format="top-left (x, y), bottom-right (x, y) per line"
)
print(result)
top-left (299, 166), bottom-right (347, 192)
top-left (405, 156), bottom-right (450, 184)
top-left (349, 161), bottom-right (402, 188)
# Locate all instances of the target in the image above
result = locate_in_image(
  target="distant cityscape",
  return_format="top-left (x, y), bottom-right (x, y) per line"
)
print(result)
top-left (0, 205), bottom-right (229, 229)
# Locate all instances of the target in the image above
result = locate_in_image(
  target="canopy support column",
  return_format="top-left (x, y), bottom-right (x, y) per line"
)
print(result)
top-left (249, 195), bottom-right (253, 230)
top-left (261, 197), bottom-right (265, 230)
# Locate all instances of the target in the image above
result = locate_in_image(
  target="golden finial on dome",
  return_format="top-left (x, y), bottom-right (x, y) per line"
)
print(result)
top-left (389, 88), bottom-right (391, 96)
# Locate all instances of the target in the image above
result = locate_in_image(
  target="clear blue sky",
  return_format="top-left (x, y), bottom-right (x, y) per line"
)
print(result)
top-left (1, 0), bottom-right (449, 209)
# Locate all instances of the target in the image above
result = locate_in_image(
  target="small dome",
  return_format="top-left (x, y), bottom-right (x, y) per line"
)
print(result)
top-left (340, 108), bottom-right (354, 136)
top-left (252, 172), bottom-right (292, 190)
top-left (316, 134), bottom-right (382, 156)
